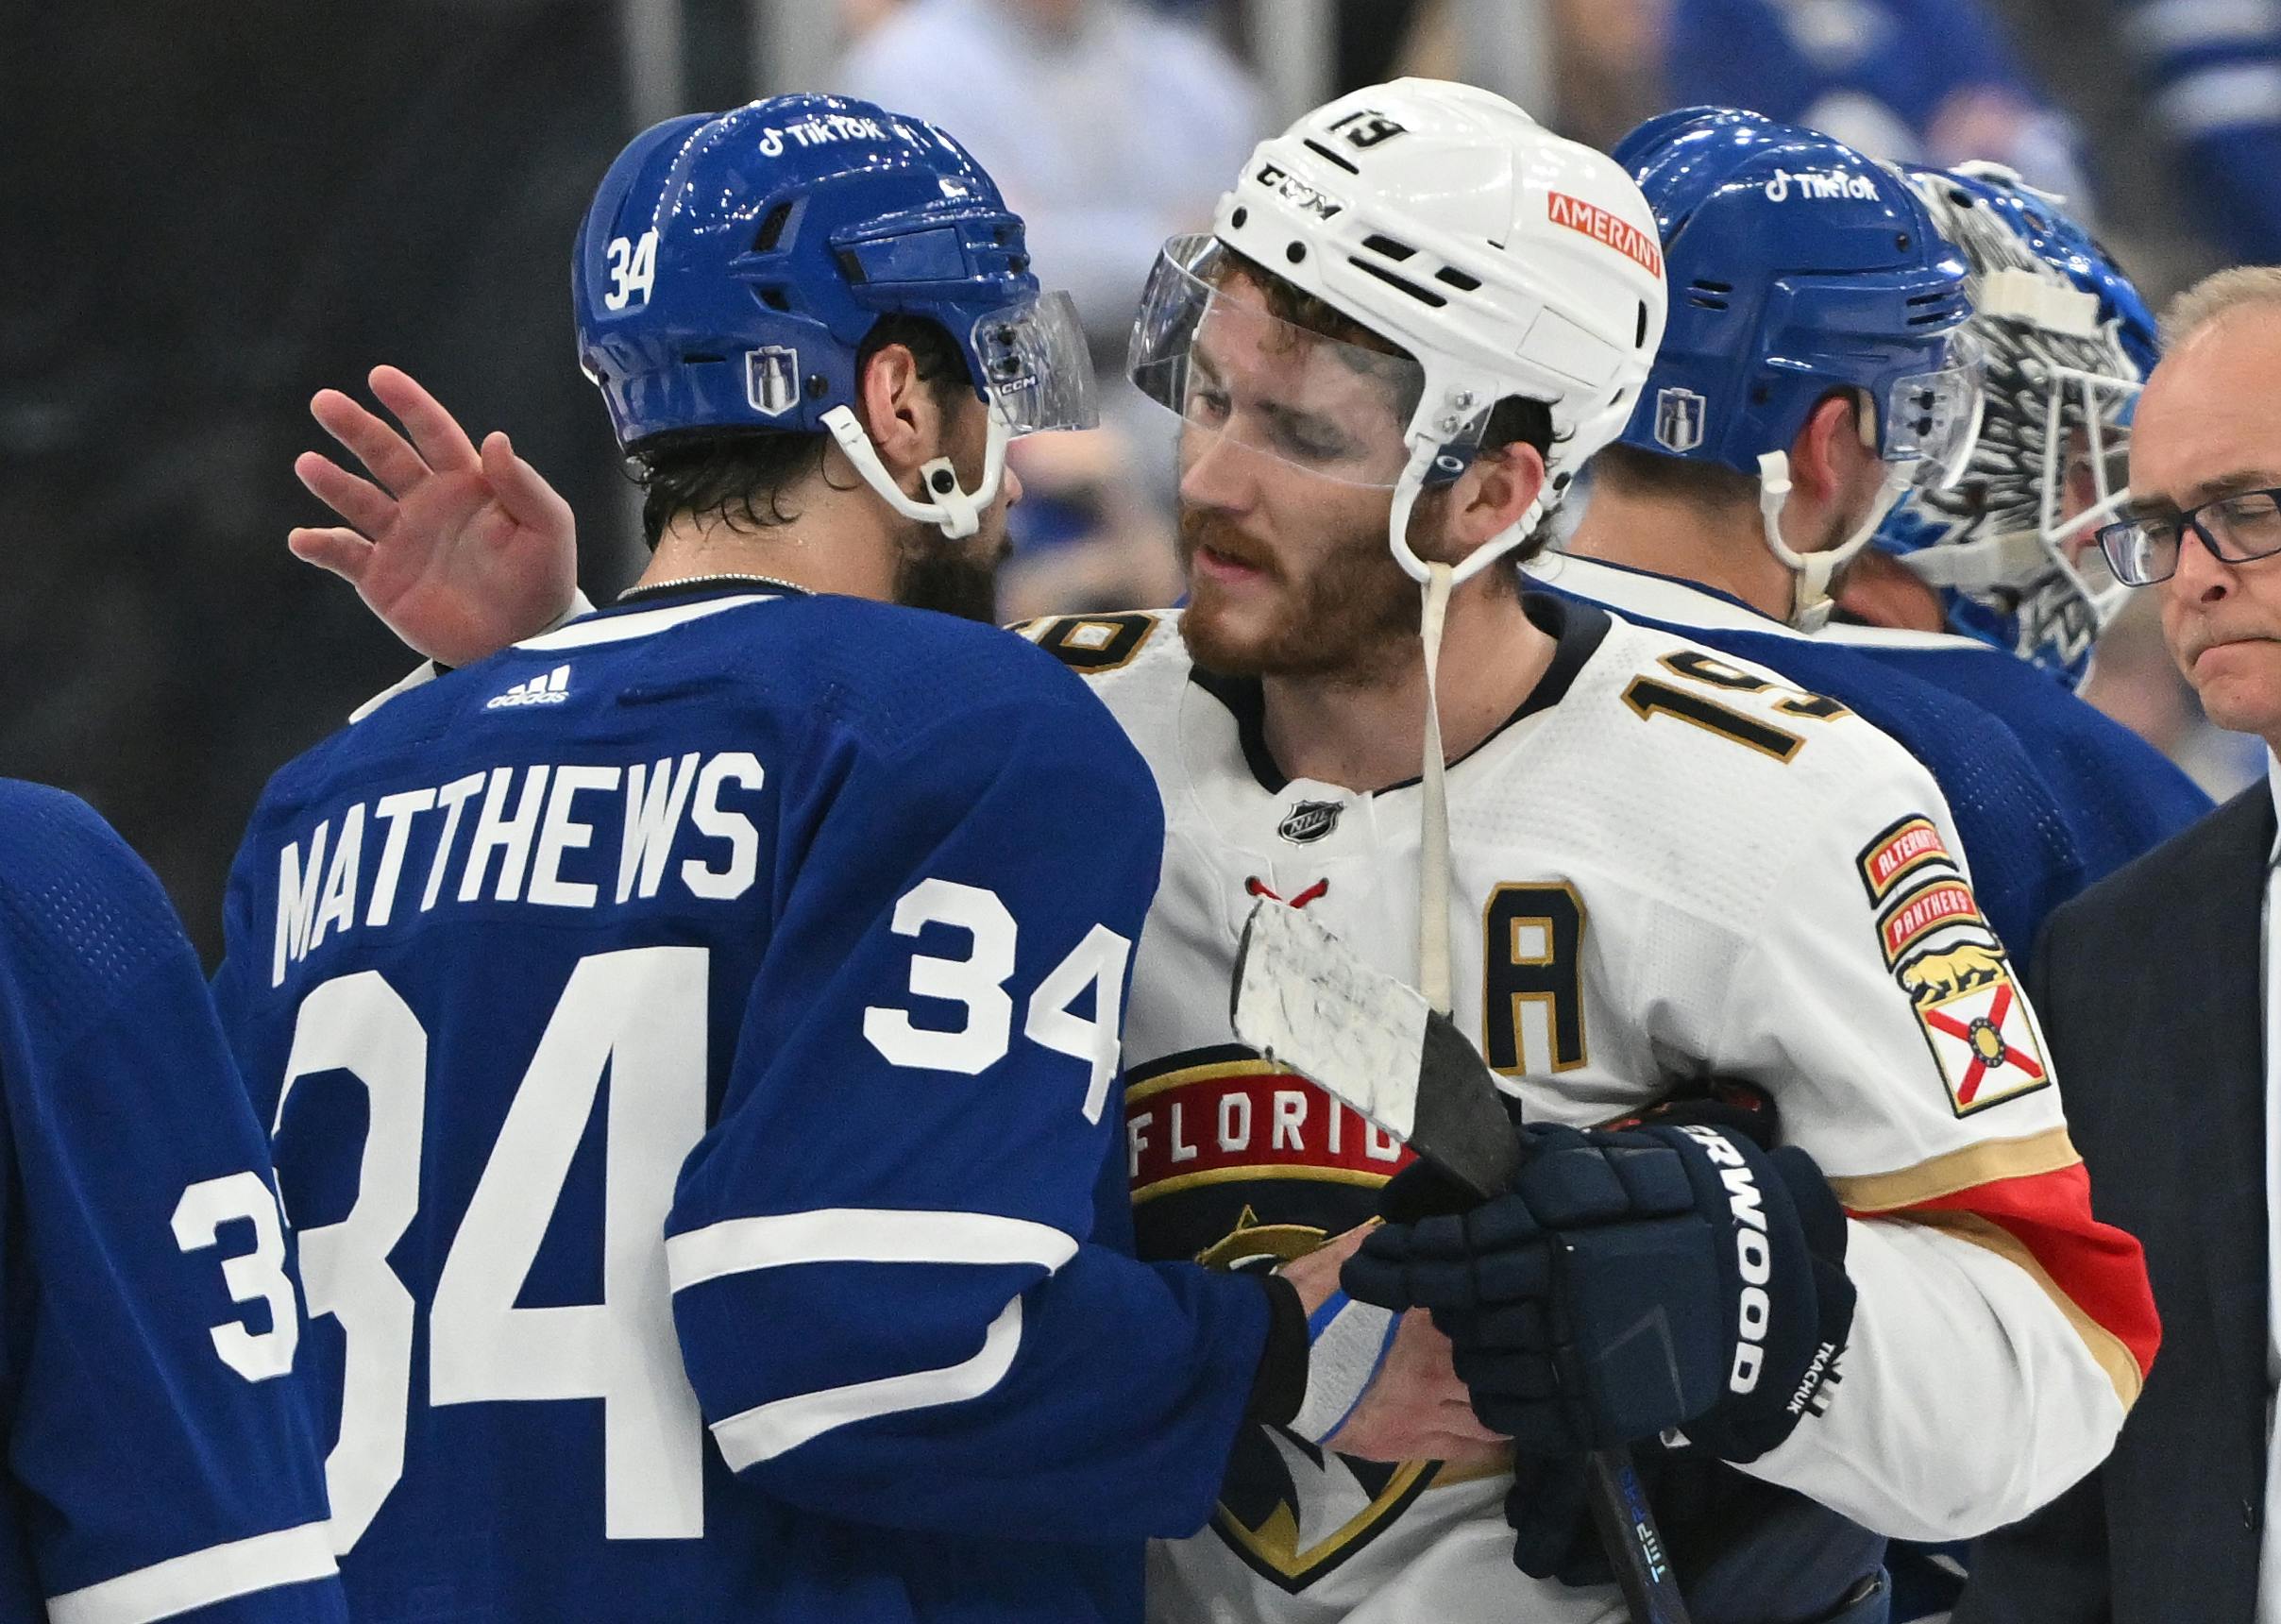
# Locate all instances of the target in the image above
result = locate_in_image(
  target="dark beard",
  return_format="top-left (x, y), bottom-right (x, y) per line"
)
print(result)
top-left (1174, 506), bottom-right (1418, 684)
top-left (891, 526), bottom-right (1002, 622)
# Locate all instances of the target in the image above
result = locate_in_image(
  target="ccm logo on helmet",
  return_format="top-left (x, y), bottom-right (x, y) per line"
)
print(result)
top-left (1677, 1125), bottom-right (1771, 1395)
top-left (1762, 166), bottom-right (1879, 203)
top-left (1253, 161), bottom-right (1345, 221)
top-left (1546, 192), bottom-right (1662, 279)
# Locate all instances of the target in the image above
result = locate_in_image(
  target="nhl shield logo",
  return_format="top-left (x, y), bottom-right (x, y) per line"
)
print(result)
top-left (746, 346), bottom-right (800, 418)
top-left (1653, 387), bottom-right (1706, 454)
top-left (1277, 800), bottom-right (1342, 844)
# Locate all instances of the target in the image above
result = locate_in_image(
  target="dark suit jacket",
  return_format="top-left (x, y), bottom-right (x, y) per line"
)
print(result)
top-left (1957, 785), bottom-right (2273, 1623)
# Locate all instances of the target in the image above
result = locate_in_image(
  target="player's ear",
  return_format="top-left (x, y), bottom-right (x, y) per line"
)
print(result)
top-left (1787, 391), bottom-right (1863, 501)
top-left (1442, 439), bottom-right (1548, 557)
top-left (854, 343), bottom-right (933, 477)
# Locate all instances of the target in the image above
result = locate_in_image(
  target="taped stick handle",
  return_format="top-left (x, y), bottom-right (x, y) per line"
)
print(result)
top-left (1586, 1448), bottom-right (1691, 1623)
top-left (1418, 1010), bottom-right (1689, 1624)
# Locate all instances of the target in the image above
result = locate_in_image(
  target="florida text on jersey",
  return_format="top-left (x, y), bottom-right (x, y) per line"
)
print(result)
top-left (1016, 597), bottom-right (2158, 1624)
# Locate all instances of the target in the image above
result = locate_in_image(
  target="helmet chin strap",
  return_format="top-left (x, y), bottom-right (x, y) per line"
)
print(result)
top-left (1386, 441), bottom-right (1547, 1019)
top-left (821, 404), bottom-right (1011, 541)
top-left (1756, 450), bottom-right (1909, 632)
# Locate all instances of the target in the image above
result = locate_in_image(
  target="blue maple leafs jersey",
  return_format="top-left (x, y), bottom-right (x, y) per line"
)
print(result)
top-left (211, 585), bottom-right (1273, 1624)
top-left (1813, 623), bottom-right (2213, 876)
top-left (1530, 555), bottom-right (2208, 951)
top-left (0, 781), bottom-right (342, 1624)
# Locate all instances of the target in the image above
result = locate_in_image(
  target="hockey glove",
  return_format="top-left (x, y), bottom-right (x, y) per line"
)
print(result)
top-left (1343, 1120), bottom-right (1853, 1462)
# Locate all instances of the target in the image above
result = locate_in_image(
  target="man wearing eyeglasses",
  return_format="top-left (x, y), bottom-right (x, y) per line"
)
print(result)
top-left (1955, 264), bottom-right (2281, 1624)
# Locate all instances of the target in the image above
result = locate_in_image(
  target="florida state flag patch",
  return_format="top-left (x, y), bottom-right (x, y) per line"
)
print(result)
top-left (1897, 946), bottom-right (2052, 1116)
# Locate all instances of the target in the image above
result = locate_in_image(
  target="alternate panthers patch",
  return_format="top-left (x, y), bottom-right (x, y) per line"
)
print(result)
top-left (1876, 877), bottom-right (1984, 966)
top-left (1896, 944), bottom-right (2051, 1116)
top-left (1857, 814), bottom-right (1958, 904)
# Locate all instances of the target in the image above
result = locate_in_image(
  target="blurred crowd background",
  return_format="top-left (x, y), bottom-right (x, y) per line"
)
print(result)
top-left (12, 0), bottom-right (2278, 955)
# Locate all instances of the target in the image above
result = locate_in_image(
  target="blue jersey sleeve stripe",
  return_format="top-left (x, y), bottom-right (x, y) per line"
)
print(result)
top-left (711, 1296), bottom-right (1026, 1469)
top-left (665, 1208), bottom-right (1078, 1291)
top-left (46, 1523), bottom-right (340, 1624)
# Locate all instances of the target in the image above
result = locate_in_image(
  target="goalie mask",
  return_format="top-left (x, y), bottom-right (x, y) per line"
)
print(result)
top-left (1871, 163), bottom-right (2157, 687)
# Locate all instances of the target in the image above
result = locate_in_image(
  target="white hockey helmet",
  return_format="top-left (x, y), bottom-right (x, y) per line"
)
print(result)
top-left (1129, 77), bottom-right (1669, 584)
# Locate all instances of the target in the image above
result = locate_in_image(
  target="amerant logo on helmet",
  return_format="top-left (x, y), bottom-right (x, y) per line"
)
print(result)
top-left (1762, 167), bottom-right (1879, 203)
top-left (1252, 161), bottom-right (1344, 221)
top-left (1546, 191), bottom-right (1663, 279)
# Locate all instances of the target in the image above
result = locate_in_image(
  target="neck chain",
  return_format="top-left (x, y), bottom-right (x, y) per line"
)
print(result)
top-left (616, 572), bottom-right (813, 604)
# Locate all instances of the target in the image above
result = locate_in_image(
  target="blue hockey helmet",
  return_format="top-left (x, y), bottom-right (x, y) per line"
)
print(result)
top-left (1873, 162), bottom-right (2157, 687)
top-left (573, 95), bottom-right (1096, 538)
top-left (1612, 108), bottom-right (1980, 626)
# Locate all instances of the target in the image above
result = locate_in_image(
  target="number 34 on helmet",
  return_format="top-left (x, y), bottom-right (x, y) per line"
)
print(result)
top-left (572, 93), bottom-right (1097, 540)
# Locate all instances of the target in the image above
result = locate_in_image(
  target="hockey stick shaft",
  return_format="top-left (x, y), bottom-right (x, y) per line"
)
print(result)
top-left (1230, 902), bottom-right (1691, 1624)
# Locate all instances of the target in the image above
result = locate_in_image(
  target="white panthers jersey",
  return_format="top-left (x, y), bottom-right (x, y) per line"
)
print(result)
top-left (1016, 596), bottom-right (2154, 1624)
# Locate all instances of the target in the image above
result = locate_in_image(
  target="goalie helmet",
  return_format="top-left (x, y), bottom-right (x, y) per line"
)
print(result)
top-left (1612, 107), bottom-right (1980, 628)
top-left (573, 95), bottom-right (1095, 539)
top-left (1871, 163), bottom-right (2158, 687)
top-left (1128, 76), bottom-right (1668, 583)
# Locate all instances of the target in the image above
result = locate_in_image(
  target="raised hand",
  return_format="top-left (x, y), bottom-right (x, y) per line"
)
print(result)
top-left (291, 366), bottom-right (582, 667)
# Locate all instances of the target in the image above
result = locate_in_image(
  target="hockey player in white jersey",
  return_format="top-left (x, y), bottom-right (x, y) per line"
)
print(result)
top-left (288, 80), bottom-right (2158, 1624)
top-left (1528, 121), bottom-right (2211, 1624)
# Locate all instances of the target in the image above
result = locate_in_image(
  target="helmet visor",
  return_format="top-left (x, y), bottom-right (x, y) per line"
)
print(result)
top-left (972, 290), bottom-right (1099, 434)
top-left (1883, 330), bottom-right (1986, 490)
top-left (1127, 235), bottom-right (1487, 490)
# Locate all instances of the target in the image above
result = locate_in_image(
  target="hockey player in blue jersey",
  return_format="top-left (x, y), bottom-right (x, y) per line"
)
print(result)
top-left (0, 781), bottom-right (345, 1623)
top-left (214, 96), bottom-right (1508, 1624)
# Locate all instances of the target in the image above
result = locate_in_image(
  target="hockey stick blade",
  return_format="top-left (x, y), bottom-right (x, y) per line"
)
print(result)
top-left (1227, 899), bottom-right (1693, 1624)
top-left (1228, 901), bottom-right (1518, 1197)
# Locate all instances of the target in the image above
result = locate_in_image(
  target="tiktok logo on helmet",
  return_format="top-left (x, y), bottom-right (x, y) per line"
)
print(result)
top-left (1761, 166), bottom-right (1879, 203)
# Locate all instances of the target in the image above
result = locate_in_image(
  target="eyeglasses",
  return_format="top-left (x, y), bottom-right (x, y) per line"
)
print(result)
top-left (2095, 487), bottom-right (2281, 585)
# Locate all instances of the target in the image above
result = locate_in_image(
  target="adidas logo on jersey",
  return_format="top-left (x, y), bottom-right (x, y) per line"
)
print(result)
top-left (485, 666), bottom-right (571, 710)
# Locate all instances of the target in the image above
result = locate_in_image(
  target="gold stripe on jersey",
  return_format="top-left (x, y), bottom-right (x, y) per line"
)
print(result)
top-left (1214, 1463), bottom-right (1444, 1588)
top-left (1891, 1209), bottom-right (2144, 1409)
top-left (1824, 1125), bottom-right (2080, 1213)
top-left (1134, 1164), bottom-right (1398, 1205)
top-left (1127, 1056), bottom-right (1283, 1106)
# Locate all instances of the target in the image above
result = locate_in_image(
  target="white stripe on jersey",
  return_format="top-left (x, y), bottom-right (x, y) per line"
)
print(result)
top-left (517, 593), bottom-right (781, 652)
top-left (709, 1299), bottom-right (1026, 1468)
top-left (46, 1522), bottom-right (339, 1624)
top-left (666, 1208), bottom-right (1077, 1290)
